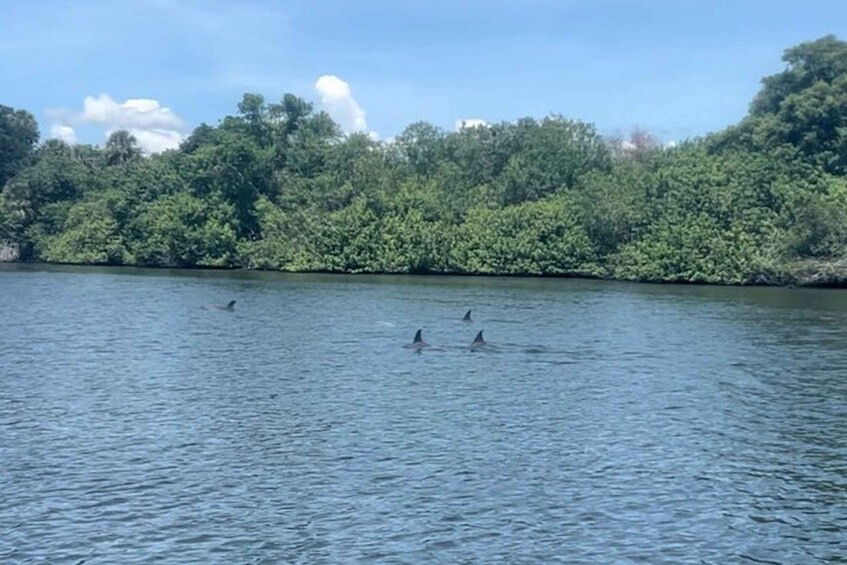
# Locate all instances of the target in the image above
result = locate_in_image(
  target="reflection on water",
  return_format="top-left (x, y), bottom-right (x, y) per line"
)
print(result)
top-left (1, 265), bottom-right (846, 563)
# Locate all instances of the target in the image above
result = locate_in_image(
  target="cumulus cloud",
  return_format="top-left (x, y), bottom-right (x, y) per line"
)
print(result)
top-left (314, 75), bottom-right (368, 133)
top-left (123, 128), bottom-right (183, 154)
top-left (81, 94), bottom-right (184, 130)
top-left (49, 123), bottom-right (77, 144)
top-left (53, 94), bottom-right (186, 154)
top-left (455, 118), bottom-right (488, 130)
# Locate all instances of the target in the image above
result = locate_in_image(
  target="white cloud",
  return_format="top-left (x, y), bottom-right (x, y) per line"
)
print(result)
top-left (82, 94), bottom-right (184, 130)
top-left (124, 128), bottom-right (183, 154)
top-left (315, 75), bottom-right (368, 133)
top-left (54, 94), bottom-right (186, 154)
top-left (49, 123), bottom-right (77, 144)
top-left (455, 118), bottom-right (488, 130)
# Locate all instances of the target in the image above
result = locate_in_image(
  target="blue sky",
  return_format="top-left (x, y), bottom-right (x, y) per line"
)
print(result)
top-left (1, 0), bottom-right (846, 152)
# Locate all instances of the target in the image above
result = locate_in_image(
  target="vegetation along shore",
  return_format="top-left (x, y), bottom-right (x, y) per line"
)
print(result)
top-left (2, 36), bottom-right (847, 286)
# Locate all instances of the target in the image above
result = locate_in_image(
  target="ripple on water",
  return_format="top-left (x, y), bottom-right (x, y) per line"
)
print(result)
top-left (1, 267), bottom-right (846, 563)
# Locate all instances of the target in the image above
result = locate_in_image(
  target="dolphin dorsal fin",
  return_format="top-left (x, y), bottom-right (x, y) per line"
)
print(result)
top-left (413, 329), bottom-right (423, 343)
top-left (227, 300), bottom-right (236, 308)
top-left (473, 330), bottom-right (484, 344)
top-left (463, 310), bottom-right (472, 321)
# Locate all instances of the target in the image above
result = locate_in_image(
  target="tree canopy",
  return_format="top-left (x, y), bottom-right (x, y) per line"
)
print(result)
top-left (0, 104), bottom-right (39, 188)
top-left (3, 36), bottom-right (847, 285)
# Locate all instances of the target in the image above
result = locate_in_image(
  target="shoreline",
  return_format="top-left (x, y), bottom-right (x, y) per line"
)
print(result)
top-left (4, 259), bottom-right (847, 289)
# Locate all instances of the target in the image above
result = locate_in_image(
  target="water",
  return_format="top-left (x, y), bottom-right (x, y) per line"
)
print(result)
top-left (1, 265), bottom-right (845, 564)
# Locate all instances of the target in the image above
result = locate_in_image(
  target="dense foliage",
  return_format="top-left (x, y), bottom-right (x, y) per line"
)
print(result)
top-left (3, 36), bottom-right (847, 285)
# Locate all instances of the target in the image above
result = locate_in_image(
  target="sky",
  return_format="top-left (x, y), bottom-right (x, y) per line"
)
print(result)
top-left (1, 0), bottom-right (846, 153)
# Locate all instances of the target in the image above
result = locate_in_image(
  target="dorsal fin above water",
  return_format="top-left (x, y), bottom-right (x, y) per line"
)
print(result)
top-left (463, 310), bottom-right (472, 321)
top-left (224, 300), bottom-right (236, 310)
top-left (413, 329), bottom-right (423, 343)
top-left (473, 330), bottom-right (484, 344)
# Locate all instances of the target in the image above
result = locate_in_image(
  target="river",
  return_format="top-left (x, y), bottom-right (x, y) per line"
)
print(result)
top-left (1, 265), bottom-right (845, 563)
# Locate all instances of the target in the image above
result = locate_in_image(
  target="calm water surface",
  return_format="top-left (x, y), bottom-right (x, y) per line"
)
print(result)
top-left (1, 265), bottom-right (846, 563)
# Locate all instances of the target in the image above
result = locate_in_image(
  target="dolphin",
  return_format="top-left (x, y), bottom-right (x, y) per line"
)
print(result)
top-left (216, 300), bottom-right (236, 311)
top-left (471, 330), bottom-right (485, 350)
top-left (463, 310), bottom-right (472, 322)
top-left (404, 329), bottom-right (429, 349)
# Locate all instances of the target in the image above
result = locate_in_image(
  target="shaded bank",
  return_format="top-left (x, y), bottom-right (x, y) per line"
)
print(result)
top-left (5, 259), bottom-right (847, 288)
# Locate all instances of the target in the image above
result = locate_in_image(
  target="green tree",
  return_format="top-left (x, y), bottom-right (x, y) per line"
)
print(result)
top-left (104, 130), bottom-right (142, 166)
top-left (726, 35), bottom-right (847, 174)
top-left (0, 105), bottom-right (39, 188)
top-left (42, 199), bottom-right (127, 264)
top-left (129, 193), bottom-right (237, 267)
top-left (4, 36), bottom-right (847, 285)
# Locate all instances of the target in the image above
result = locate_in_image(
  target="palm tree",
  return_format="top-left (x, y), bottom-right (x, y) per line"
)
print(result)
top-left (104, 130), bottom-right (141, 165)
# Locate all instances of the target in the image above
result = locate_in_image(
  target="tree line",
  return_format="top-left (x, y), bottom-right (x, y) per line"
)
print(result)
top-left (2, 36), bottom-right (847, 285)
